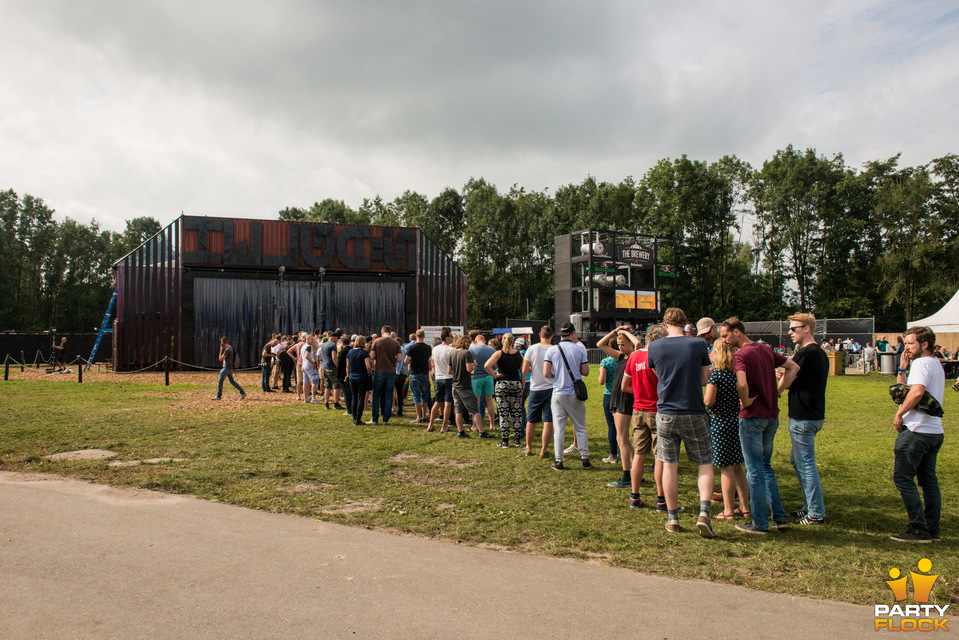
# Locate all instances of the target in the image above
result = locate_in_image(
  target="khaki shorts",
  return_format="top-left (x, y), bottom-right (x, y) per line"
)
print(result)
top-left (631, 410), bottom-right (657, 456)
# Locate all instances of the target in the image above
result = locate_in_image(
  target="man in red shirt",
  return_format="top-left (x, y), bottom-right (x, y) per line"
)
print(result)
top-left (622, 324), bottom-right (666, 509)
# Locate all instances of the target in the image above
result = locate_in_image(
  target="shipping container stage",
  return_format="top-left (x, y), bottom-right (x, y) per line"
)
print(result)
top-left (113, 216), bottom-right (466, 371)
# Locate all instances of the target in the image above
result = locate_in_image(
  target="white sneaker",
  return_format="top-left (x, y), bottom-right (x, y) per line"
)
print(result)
top-left (311, 398), bottom-right (322, 404)
top-left (602, 455), bottom-right (620, 464)
top-left (563, 444), bottom-right (579, 455)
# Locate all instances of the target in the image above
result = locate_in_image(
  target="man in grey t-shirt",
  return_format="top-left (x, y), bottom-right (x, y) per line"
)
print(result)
top-left (320, 331), bottom-right (343, 410)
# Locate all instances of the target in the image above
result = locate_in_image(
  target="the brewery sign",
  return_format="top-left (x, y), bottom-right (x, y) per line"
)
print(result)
top-left (617, 244), bottom-right (654, 266)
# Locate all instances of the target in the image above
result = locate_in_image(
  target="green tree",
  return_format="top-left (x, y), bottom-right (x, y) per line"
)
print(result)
top-left (116, 216), bottom-right (162, 256)
top-left (751, 146), bottom-right (846, 311)
top-left (279, 199), bottom-right (366, 224)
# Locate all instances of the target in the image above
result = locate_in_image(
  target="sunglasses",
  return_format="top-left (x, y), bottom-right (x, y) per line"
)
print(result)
top-left (787, 325), bottom-right (805, 333)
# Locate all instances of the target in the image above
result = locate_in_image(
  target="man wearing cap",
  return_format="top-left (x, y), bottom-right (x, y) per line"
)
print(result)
top-left (544, 322), bottom-right (590, 470)
top-left (697, 317), bottom-right (719, 350)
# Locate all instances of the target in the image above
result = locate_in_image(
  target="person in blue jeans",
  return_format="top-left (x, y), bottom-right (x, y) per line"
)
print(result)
top-left (405, 329), bottom-right (433, 423)
top-left (779, 313), bottom-right (829, 525)
top-left (890, 326), bottom-right (945, 543)
top-left (213, 336), bottom-right (245, 400)
top-left (721, 317), bottom-right (799, 535)
top-left (369, 326), bottom-right (402, 425)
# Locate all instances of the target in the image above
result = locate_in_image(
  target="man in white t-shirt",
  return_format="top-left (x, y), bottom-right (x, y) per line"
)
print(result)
top-left (522, 325), bottom-right (555, 458)
top-left (544, 322), bottom-right (590, 470)
top-left (428, 327), bottom-right (455, 432)
top-left (890, 325), bottom-right (945, 543)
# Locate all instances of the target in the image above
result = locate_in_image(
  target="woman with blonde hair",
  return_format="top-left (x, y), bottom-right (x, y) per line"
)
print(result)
top-left (704, 339), bottom-right (750, 520)
top-left (485, 333), bottom-right (525, 447)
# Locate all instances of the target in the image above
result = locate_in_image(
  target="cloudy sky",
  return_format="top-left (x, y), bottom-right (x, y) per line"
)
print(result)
top-left (2, 0), bottom-right (957, 232)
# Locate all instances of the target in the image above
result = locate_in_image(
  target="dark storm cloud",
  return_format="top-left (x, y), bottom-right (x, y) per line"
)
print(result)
top-left (1, 0), bottom-right (958, 230)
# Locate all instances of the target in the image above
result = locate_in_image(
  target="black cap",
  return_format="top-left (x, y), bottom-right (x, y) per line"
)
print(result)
top-left (333, 328), bottom-right (343, 337)
top-left (558, 321), bottom-right (575, 337)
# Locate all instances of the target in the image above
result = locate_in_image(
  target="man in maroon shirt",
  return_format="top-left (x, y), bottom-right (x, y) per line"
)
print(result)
top-left (369, 325), bottom-right (402, 425)
top-left (720, 317), bottom-right (799, 535)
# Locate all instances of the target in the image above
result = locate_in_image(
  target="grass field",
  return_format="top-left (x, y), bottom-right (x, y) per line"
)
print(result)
top-left (1, 367), bottom-right (956, 605)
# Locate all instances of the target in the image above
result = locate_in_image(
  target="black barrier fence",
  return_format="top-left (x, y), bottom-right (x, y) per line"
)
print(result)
top-left (0, 332), bottom-right (112, 367)
top-left (743, 318), bottom-right (875, 351)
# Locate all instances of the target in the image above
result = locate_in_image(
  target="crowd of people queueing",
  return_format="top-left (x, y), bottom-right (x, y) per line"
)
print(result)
top-left (211, 310), bottom-right (948, 543)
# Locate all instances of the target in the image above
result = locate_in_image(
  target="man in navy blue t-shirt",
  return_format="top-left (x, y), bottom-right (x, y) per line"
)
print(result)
top-left (647, 308), bottom-right (714, 538)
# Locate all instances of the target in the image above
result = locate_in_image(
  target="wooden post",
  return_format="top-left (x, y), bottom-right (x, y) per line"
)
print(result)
top-left (78, 361), bottom-right (82, 384)
top-left (165, 356), bottom-right (170, 386)
top-left (20, 351), bottom-right (25, 372)
top-left (4, 360), bottom-right (9, 381)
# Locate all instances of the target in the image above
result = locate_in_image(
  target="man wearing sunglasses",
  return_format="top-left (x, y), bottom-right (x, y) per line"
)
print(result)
top-left (779, 313), bottom-right (829, 525)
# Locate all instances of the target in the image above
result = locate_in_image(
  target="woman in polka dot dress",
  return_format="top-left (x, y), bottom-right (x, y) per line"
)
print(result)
top-left (704, 339), bottom-right (750, 520)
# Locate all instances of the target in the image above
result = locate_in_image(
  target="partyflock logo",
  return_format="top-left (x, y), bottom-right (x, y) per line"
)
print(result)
top-left (875, 558), bottom-right (949, 631)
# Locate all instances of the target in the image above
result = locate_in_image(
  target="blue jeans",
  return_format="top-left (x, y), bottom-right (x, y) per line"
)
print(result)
top-left (409, 374), bottom-right (430, 405)
top-left (216, 369), bottom-right (244, 398)
top-left (739, 417), bottom-right (786, 530)
top-left (893, 428), bottom-right (943, 536)
top-left (602, 394), bottom-right (618, 457)
top-left (788, 419), bottom-right (825, 519)
top-left (371, 371), bottom-right (396, 423)
top-left (261, 365), bottom-right (272, 392)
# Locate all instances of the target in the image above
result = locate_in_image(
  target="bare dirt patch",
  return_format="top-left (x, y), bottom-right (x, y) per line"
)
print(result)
top-left (286, 482), bottom-right (338, 493)
top-left (43, 449), bottom-right (117, 461)
top-left (389, 452), bottom-right (480, 469)
top-left (107, 457), bottom-right (188, 468)
top-left (387, 468), bottom-right (468, 491)
top-left (319, 498), bottom-right (385, 515)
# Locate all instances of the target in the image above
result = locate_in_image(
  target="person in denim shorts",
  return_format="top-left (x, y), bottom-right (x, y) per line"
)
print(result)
top-left (647, 308), bottom-right (715, 538)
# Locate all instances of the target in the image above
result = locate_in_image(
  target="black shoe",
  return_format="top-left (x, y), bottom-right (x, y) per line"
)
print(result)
top-left (457, 431), bottom-right (470, 438)
top-left (334, 403), bottom-right (344, 410)
top-left (478, 431), bottom-right (494, 439)
top-left (582, 458), bottom-right (591, 469)
top-left (551, 461), bottom-right (565, 471)
top-left (790, 507), bottom-right (808, 518)
top-left (797, 515), bottom-right (825, 526)
top-left (629, 493), bottom-right (643, 508)
top-left (774, 518), bottom-right (789, 531)
top-left (890, 528), bottom-right (932, 543)
top-left (513, 438), bottom-right (523, 447)
top-left (497, 441), bottom-right (509, 448)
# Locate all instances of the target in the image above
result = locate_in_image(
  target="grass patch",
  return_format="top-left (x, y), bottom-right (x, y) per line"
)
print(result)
top-left (1, 372), bottom-right (956, 604)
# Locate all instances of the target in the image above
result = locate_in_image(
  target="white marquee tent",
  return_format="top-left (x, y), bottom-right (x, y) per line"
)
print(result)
top-left (907, 288), bottom-right (959, 333)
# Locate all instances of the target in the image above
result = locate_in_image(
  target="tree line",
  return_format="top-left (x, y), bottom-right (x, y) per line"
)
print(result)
top-left (0, 188), bottom-right (160, 332)
top-left (4, 146), bottom-right (958, 333)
